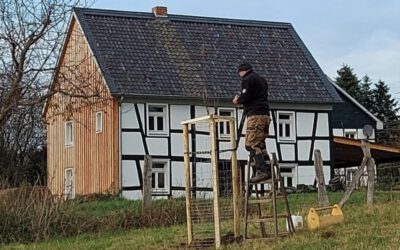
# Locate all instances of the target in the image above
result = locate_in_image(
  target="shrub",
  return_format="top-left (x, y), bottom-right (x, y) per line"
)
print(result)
top-left (0, 186), bottom-right (62, 243)
top-left (0, 187), bottom-right (186, 244)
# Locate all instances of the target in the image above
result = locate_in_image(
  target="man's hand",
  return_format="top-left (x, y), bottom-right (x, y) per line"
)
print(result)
top-left (232, 95), bottom-right (239, 105)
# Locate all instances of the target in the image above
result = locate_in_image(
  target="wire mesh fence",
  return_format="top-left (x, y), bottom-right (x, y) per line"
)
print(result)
top-left (182, 115), bottom-right (239, 248)
top-left (377, 162), bottom-right (400, 191)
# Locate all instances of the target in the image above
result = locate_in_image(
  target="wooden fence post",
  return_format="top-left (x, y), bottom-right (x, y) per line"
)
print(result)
top-left (142, 155), bottom-right (152, 213)
top-left (367, 157), bottom-right (376, 206)
top-left (209, 115), bottom-right (221, 249)
top-left (339, 158), bottom-right (367, 208)
top-left (182, 124), bottom-right (193, 245)
top-left (339, 140), bottom-right (374, 208)
top-left (229, 119), bottom-right (240, 238)
top-left (314, 150), bottom-right (330, 207)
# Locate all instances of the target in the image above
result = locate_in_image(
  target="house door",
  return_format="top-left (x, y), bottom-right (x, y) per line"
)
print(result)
top-left (65, 168), bottom-right (74, 199)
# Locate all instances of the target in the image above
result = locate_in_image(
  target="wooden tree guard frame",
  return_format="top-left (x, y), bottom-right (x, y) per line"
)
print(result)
top-left (181, 114), bottom-right (240, 249)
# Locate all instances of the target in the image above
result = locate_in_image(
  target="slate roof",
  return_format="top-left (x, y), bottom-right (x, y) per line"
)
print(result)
top-left (73, 8), bottom-right (342, 103)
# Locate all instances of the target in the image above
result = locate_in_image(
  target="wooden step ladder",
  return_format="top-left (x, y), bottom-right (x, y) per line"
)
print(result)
top-left (244, 152), bottom-right (295, 240)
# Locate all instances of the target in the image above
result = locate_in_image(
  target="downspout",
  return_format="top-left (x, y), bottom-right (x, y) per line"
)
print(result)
top-left (118, 96), bottom-right (124, 195)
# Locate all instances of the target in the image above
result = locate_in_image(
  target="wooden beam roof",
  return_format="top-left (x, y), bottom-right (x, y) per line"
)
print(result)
top-left (333, 136), bottom-right (400, 168)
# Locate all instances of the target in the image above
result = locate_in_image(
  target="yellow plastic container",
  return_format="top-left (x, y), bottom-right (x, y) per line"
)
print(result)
top-left (307, 204), bottom-right (344, 230)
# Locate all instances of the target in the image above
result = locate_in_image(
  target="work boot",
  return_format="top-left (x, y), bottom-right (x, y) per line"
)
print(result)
top-left (250, 154), bottom-right (271, 183)
top-left (261, 149), bottom-right (270, 161)
top-left (249, 171), bottom-right (271, 183)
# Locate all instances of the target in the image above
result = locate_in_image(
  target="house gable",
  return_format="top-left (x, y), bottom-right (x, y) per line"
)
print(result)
top-left (46, 15), bottom-right (119, 197)
top-left (329, 78), bottom-right (383, 130)
top-left (332, 91), bottom-right (378, 129)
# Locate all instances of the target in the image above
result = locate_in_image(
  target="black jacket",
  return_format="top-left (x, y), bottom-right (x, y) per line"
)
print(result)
top-left (237, 70), bottom-right (270, 116)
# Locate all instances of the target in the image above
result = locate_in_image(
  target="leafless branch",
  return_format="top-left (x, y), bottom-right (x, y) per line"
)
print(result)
top-left (0, 0), bottom-right (95, 186)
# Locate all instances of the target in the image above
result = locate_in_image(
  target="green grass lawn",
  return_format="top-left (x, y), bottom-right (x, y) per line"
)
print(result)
top-left (3, 191), bottom-right (400, 250)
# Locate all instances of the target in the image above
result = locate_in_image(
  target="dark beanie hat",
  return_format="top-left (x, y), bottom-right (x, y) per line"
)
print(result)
top-left (238, 62), bottom-right (252, 72)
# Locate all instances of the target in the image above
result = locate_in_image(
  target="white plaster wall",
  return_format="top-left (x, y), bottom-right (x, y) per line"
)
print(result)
top-left (297, 165), bottom-right (315, 184)
top-left (280, 144), bottom-right (295, 161)
top-left (146, 137), bottom-right (168, 156)
top-left (237, 145), bottom-right (248, 160)
top-left (323, 165), bottom-right (331, 182)
top-left (170, 105), bottom-right (191, 129)
top-left (195, 106), bottom-right (215, 118)
top-left (266, 139), bottom-right (279, 161)
top-left (122, 190), bottom-right (142, 200)
top-left (171, 161), bottom-right (186, 188)
top-left (196, 162), bottom-right (213, 189)
top-left (268, 111), bottom-right (275, 136)
top-left (316, 113), bottom-right (329, 137)
top-left (121, 132), bottom-right (145, 155)
top-left (219, 141), bottom-right (232, 160)
top-left (297, 140), bottom-right (311, 161)
top-left (195, 134), bottom-right (212, 158)
top-left (297, 113), bottom-right (314, 137)
top-left (171, 132), bottom-right (186, 157)
top-left (121, 160), bottom-right (140, 187)
top-left (237, 109), bottom-right (247, 135)
top-left (333, 129), bottom-right (344, 137)
top-left (296, 165), bottom-right (330, 185)
top-left (121, 103), bottom-right (139, 129)
top-left (313, 140), bottom-right (331, 161)
top-left (137, 103), bottom-right (145, 124)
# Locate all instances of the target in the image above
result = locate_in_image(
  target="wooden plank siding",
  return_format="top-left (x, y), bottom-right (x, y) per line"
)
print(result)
top-left (45, 16), bottom-right (119, 197)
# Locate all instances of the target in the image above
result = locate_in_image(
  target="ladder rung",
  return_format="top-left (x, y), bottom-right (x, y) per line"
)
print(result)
top-left (248, 179), bottom-right (277, 185)
top-left (247, 196), bottom-right (285, 203)
top-left (247, 198), bottom-right (272, 204)
top-left (247, 214), bottom-right (289, 223)
top-left (262, 214), bottom-right (290, 219)
top-left (247, 195), bottom-right (287, 204)
top-left (245, 232), bottom-right (291, 241)
top-left (249, 161), bottom-right (271, 165)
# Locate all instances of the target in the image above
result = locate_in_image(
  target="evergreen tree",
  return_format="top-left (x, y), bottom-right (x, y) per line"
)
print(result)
top-left (371, 80), bottom-right (399, 122)
top-left (359, 75), bottom-right (374, 111)
top-left (335, 64), bottom-right (362, 102)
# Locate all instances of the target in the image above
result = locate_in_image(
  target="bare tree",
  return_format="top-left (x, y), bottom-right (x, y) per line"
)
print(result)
top-left (0, 0), bottom-right (91, 186)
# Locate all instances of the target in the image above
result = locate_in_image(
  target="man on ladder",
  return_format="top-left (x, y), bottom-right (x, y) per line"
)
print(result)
top-left (233, 63), bottom-right (295, 239)
top-left (233, 62), bottom-right (271, 183)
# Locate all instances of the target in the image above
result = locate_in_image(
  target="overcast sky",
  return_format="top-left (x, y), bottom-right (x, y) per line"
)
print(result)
top-left (93, 0), bottom-right (400, 98)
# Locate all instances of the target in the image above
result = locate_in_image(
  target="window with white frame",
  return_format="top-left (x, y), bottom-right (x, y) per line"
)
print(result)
top-left (65, 168), bottom-right (74, 199)
top-left (280, 166), bottom-right (294, 187)
top-left (96, 111), bottom-right (103, 133)
top-left (151, 161), bottom-right (169, 194)
top-left (147, 104), bottom-right (168, 135)
top-left (218, 108), bottom-right (235, 139)
top-left (277, 111), bottom-right (295, 142)
top-left (344, 131), bottom-right (356, 139)
top-left (65, 121), bottom-right (74, 147)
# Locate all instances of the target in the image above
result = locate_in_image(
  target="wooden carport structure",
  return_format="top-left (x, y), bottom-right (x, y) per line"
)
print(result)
top-left (333, 136), bottom-right (400, 168)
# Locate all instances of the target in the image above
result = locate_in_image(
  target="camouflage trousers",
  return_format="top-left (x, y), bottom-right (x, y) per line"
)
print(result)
top-left (245, 115), bottom-right (271, 155)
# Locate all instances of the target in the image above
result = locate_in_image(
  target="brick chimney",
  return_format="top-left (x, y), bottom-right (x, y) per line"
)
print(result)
top-left (152, 6), bottom-right (168, 17)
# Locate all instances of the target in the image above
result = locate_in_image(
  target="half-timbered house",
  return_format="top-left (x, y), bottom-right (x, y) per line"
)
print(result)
top-left (45, 6), bottom-right (344, 199)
